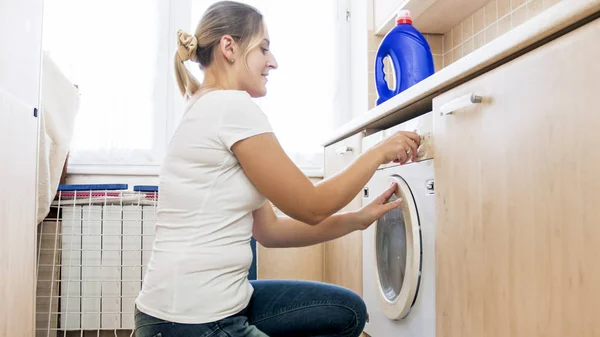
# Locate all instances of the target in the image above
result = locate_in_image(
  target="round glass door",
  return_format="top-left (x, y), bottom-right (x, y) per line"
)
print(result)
top-left (376, 193), bottom-right (407, 302)
top-left (373, 175), bottom-right (422, 320)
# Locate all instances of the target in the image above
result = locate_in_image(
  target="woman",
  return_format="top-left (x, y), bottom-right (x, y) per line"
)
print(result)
top-left (134, 1), bottom-right (421, 336)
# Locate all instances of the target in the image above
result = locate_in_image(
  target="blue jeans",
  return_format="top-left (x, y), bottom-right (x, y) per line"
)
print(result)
top-left (134, 280), bottom-right (368, 337)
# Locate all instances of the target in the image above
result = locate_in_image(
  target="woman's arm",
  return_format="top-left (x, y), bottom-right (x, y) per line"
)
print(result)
top-left (252, 182), bottom-right (401, 248)
top-left (252, 202), bottom-right (359, 248)
top-left (232, 131), bottom-right (418, 225)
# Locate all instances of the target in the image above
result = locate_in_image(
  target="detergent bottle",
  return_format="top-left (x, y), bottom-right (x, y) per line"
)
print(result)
top-left (375, 10), bottom-right (435, 105)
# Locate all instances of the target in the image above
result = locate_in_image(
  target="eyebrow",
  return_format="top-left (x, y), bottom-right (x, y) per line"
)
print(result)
top-left (263, 39), bottom-right (270, 47)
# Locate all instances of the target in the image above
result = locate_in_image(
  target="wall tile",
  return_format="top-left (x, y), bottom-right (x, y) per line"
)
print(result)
top-left (512, 0), bottom-right (527, 10)
top-left (368, 94), bottom-right (377, 110)
top-left (425, 34), bottom-right (444, 55)
top-left (498, 0), bottom-right (511, 18)
top-left (463, 38), bottom-right (475, 56)
top-left (527, 0), bottom-right (544, 18)
top-left (368, 33), bottom-right (383, 51)
top-left (368, 72), bottom-right (375, 95)
top-left (434, 55), bottom-right (443, 72)
top-left (474, 32), bottom-right (485, 50)
top-left (485, 0), bottom-right (498, 27)
top-left (497, 15), bottom-right (511, 35)
top-left (368, 71), bottom-right (376, 94)
top-left (474, 8), bottom-right (486, 34)
top-left (453, 45), bottom-right (463, 63)
top-left (452, 25), bottom-right (463, 48)
top-left (544, 0), bottom-right (562, 10)
top-left (511, 5), bottom-right (527, 28)
top-left (462, 17), bottom-right (474, 41)
top-left (485, 22), bottom-right (499, 43)
top-left (443, 32), bottom-right (453, 52)
top-left (443, 52), bottom-right (453, 67)
top-left (368, 50), bottom-right (376, 70)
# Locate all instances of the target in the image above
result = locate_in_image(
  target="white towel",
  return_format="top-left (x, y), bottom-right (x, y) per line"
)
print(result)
top-left (37, 51), bottom-right (80, 224)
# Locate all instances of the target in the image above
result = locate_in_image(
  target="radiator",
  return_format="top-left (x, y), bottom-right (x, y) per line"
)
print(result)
top-left (36, 184), bottom-right (258, 337)
top-left (36, 185), bottom-right (157, 337)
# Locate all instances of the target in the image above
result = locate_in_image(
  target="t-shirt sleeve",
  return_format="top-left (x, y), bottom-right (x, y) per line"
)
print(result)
top-left (218, 91), bottom-right (274, 151)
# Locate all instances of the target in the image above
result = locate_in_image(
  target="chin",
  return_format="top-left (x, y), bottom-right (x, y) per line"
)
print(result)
top-left (247, 87), bottom-right (267, 98)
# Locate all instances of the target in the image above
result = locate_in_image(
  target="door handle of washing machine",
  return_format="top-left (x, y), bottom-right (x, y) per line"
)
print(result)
top-left (439, 93), bottom-right (482, 116)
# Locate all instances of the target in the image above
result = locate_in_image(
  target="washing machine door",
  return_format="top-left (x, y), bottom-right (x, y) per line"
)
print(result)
top-left (373, 175), bottom-right (422, 320)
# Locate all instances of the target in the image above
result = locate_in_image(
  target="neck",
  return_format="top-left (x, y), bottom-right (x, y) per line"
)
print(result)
top-left (202, 63), bottom-right (239, 91)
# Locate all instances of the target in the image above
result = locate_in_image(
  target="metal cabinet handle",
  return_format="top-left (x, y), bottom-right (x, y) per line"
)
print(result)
top-left (439, 93), bottom-right (482, 115)
top-left (335, 146), bottom-right (353, 155)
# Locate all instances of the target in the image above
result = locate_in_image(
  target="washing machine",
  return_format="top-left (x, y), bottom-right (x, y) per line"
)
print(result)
top-left (361, 112), bottom-right (435, 337)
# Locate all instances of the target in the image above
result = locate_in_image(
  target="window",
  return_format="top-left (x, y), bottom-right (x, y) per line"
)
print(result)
top-left (43, 0), bottom-right (172, 174)
top-left (43, 0), bottom-right (351, 176)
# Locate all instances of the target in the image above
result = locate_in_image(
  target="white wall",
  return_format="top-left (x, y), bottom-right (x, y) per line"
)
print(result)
top-left (0, 0), bottom-right (44, 107)
top-left (349, 0), bottom-right (369, 121)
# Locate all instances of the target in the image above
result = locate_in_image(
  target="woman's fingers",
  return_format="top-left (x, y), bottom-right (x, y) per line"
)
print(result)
top-left (380, 198), bottom-right (403, 214)
top-left (403, 131), bottom-right (421, 144)
top-left (384, 131), bottom-right (422, 164)
top-left (396, 149), bottom-right (408, 164)
top-left (376, 182), bottom-right (397, 203)
top-left (405, 137), bottom-right (419, 162)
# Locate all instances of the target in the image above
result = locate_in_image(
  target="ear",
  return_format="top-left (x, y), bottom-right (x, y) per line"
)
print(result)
top-left (218, 35), bottom-right (237, 63)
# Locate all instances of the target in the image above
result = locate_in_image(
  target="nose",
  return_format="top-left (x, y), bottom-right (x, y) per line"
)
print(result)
top-left (268, 54), bottom-right (278, 70)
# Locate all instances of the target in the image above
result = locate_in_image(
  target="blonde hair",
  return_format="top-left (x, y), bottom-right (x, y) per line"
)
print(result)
top-left (175, 1), bottom-right (265, 97)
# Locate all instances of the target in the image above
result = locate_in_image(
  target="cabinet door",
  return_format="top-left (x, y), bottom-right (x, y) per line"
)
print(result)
top-left (0, 90), bottom-right (38, 337)
top-left (323, 132), bottom-right (365, 295)
top-left (433, 18), bottom-right (600, 337)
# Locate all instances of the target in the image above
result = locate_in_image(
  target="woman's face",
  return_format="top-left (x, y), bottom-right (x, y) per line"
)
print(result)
top-left (237, 25), bottom-right (278, 98)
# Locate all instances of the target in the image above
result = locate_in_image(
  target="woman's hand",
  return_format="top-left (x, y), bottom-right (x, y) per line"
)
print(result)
top-left (372, 131), bottom-right (421, 165)
top-left (350, 182), bottom-right (403, 231)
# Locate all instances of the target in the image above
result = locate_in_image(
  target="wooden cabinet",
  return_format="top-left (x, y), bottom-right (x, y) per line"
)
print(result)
top-left (257, 244), bottom-right (324, 282)
top-left (433, 17), bottom-right (600, 337)
top-left (323, 132), bottom-right (366, 295)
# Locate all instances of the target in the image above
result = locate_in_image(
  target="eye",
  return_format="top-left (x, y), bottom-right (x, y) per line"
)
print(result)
top-left (261, 47), bottom-right (269, 54)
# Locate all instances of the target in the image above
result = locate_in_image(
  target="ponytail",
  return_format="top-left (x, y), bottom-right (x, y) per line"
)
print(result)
top-left (174, 30), bottom-right (201, 97)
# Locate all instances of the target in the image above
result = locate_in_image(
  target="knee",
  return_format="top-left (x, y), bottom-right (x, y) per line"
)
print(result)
top-left (335, 288), bottom-right (368, 337)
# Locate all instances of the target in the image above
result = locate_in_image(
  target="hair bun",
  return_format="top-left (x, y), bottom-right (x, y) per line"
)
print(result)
top-left (176, 29), bottom-right (198, 62)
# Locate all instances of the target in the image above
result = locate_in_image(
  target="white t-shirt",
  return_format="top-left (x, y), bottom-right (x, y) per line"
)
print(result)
top-left (135, 90), bottom-right (273, 324)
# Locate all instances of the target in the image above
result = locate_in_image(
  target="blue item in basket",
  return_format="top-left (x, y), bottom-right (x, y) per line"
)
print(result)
top-left (57, 183), bottom-right (128, 191)
top-left (375, 10), bottom-right (435, 105)
top-left (133, 185), bottom-right (159, 192)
